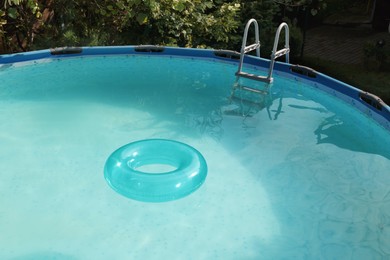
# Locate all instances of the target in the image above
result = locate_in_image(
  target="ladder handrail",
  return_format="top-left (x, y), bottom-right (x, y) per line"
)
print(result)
top-left (237, 19), bottom-right (260, 74)
top-left (236, 19), bottom-right (290, 84)
top-left (267, 22), bottom-right (290, 80)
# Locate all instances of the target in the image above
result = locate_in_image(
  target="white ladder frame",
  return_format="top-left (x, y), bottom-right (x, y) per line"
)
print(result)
top-left (236, 19), bottom-right (261, 74)
top-left (236, 20), bottom-right (290, 84)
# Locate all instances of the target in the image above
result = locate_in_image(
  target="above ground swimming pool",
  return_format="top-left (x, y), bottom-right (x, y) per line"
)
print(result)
top-left (0, 46), bottom-right (390, 259)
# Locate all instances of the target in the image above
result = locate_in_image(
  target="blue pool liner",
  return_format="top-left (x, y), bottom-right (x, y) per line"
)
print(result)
top-left (1, 46), bottom-right (389, 131)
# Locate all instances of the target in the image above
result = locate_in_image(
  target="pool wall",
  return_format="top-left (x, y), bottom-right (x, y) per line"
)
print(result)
top-left (1, 46), bottom-right (389, 131)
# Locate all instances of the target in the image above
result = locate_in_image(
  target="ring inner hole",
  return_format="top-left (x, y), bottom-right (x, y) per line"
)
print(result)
top-left (135, 163), bottom-right (178, 174)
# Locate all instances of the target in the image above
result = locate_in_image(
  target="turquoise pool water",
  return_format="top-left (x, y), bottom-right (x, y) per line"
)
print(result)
top-left (0, 54), bottom-right (390, 259)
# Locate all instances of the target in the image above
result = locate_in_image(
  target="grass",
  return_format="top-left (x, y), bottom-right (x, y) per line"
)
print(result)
top-left (298, 57), bottom-right (390, 105)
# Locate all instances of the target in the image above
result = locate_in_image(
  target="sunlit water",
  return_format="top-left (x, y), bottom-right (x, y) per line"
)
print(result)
top-left (0, 55), bottom-right (389, 259)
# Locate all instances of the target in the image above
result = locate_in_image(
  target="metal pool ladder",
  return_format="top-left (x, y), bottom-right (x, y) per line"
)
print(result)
top-left (236, 19), bottom-right (290, 84)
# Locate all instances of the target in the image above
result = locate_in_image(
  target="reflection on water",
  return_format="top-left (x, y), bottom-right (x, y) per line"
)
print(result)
top-left (184, 109), bottom-right (224, 140)
top-left (228, 78), bottom-right (284, 120)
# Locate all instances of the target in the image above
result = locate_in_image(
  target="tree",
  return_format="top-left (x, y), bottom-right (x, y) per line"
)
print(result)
top-left (1, 0), bottom-right (44, 53)
top-left (27, 0), bottom-right (241, 50)
top-left (273, 0), bottom-right (327, 16)
top-left (239, 0), bottom-right (280, 54)
top-left (1, 0), bottom-right (330, 54)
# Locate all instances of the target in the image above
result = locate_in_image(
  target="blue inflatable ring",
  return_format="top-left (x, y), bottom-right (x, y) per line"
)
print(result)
top-left (104, 139), bottom-right (207, 202)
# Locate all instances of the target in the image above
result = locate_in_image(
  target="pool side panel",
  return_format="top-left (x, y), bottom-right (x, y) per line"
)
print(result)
top-left (273, 61), bottom-right (390, 131)
top-left (0, 49), bottom-right (52, 63)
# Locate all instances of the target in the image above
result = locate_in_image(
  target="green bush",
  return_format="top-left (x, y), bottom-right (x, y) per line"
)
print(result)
top-left (1, 0), bottom-right (330, 54)
top-left (1, 0), bottom-right (242, 53)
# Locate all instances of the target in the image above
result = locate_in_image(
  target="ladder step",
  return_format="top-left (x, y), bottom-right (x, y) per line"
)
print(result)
top-left (273, 48), bottom-right (290, 59)
top-left (235, 72), bottom-right (273, 83)
top-left (244, 43), bottom-right (260, 53)
top-left (238, 85), bottom-right (269, 95)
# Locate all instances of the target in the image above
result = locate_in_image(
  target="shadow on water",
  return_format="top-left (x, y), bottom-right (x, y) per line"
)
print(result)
top-left (228, 87), bottom-right (390, 258)
top-left (314, 115), bottom-right (390, 160)
top-left (288, 104), bottom-right (328, 114)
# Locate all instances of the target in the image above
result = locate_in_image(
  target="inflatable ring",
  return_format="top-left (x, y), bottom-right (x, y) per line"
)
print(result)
top-left (104, 139), bottom-right (207, 202)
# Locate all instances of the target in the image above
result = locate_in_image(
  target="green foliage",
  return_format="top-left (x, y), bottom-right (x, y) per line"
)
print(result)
top-left (281, 17), bottom-right (303, 56)
top-left (363, 40), bottom-right (390, 71)
top-left (237, 0), bottom-right (276, 55)
top-left (3, 0), bottom-right (23, 7)
top-left (1, 0), bottom-right (331, 54)
top-left (239, 0), bottom-right (316, 57)
top-left (30, 0), bottom-right (241, 50)
top-left (0, 0), bottom-right (42, 53)
top-left (274, 0), bottom-right (327, 15)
